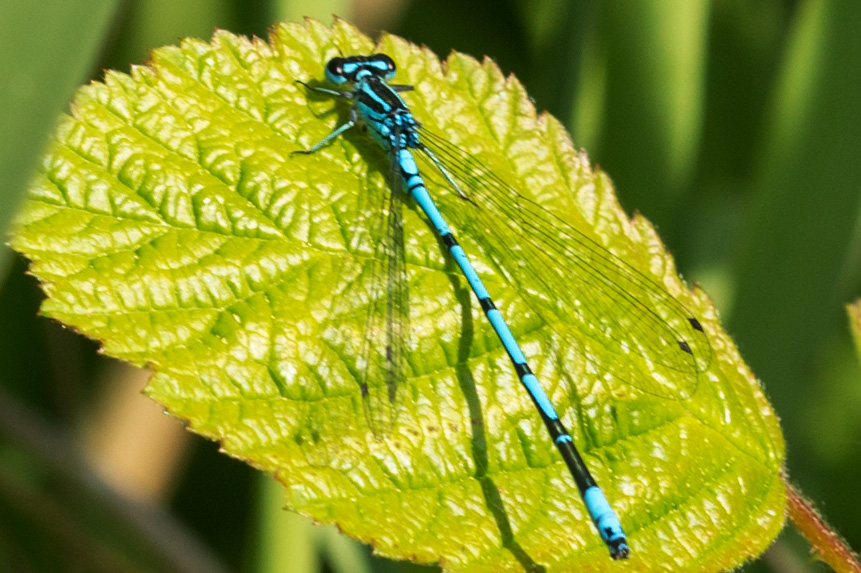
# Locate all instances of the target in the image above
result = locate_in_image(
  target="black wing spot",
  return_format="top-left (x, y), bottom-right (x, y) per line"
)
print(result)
top-left (689, 317), bottom-right (704, 332)
top-left (678, 340), bottom-right (693, 355)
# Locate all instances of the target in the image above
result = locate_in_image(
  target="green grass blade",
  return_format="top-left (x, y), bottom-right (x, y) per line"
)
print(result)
top-left (729, 0), bottom-right (861, 464)
top-left (0, 0), bottom-right (120, 275)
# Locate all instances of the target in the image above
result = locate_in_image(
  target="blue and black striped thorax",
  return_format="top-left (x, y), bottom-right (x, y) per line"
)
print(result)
top-left (326, 54), bottom-right (421, 152)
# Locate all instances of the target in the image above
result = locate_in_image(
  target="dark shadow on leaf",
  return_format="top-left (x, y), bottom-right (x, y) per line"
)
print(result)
top-left (444, 256), bottom-right (546, 573)
top-left (294, 78), bottom-right (341, 120)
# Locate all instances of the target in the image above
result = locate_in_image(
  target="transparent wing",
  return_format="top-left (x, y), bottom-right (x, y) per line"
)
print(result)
top-left (313, 167), bottom-right (409, 435)
top-left (417, 128), bottom-right (711, 399)
top-left (361, 167), bottom-right (409, 434)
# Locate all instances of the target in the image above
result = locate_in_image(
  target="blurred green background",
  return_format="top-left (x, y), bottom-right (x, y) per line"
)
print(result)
top-left (1, 0), bottom-right (859, 571)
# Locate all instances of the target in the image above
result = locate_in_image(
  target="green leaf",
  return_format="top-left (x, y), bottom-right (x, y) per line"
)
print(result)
top-left (10, 18), bottom-right (785, 572)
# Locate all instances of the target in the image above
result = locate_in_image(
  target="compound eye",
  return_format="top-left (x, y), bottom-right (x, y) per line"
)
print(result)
top-left (377, 54), bottom-right (396, 73)
top-left (372, 54), bottom-right (396, 79)
top-left (325, 57), bottom-right (348, 84)
top-left (326, 57), bottom-right (345, 78)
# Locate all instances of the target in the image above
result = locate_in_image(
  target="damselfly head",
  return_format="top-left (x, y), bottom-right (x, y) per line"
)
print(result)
top-left (325, 54), bottom-right (396, 85)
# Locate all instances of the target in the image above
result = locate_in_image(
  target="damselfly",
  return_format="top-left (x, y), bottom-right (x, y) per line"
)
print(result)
top-left (293, 53), bottom-right (712, 560)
